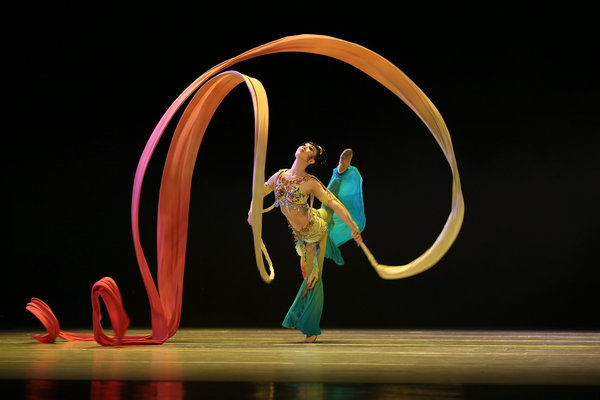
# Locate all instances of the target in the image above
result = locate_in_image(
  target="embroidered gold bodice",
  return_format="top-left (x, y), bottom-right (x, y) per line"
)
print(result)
top-left (273, 169), bottom-right (313, 210)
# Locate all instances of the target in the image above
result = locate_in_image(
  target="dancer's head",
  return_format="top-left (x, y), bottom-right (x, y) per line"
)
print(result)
top-left (296, 141), bottom-right (327, 172)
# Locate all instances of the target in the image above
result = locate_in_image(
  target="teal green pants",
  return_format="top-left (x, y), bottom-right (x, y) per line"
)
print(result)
top-left (282, 277), bottom-right (324, 336)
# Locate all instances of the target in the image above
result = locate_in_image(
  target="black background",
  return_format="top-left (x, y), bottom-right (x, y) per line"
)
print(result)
top-left (4, 4), bottom-right (598, 332)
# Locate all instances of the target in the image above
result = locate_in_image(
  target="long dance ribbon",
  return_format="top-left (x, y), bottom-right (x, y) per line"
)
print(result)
top-left (27, 71), bottom-right (270, 344)
top-left (27, 34), bottom-right (463, 345)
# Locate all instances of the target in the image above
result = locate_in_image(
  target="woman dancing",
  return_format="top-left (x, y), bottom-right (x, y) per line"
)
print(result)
top-left (248, 142), bottom-right (364, 343)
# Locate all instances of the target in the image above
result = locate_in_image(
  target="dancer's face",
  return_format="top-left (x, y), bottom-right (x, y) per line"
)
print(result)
top-left (296, 143), bottom-right (318, 164)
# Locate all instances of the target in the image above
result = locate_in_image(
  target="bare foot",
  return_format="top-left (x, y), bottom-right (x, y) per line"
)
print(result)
top-left (337, 148), bottom-right (353, 174)
top-left (304, 335), bottom-right (318, 343)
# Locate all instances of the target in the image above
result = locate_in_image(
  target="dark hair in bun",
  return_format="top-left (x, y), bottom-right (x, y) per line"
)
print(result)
top-left (306, 141), bottom-right (327, 171)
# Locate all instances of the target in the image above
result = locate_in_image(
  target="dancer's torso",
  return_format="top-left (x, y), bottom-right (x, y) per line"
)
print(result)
top-left (274, 169), bottom-right (314, 230)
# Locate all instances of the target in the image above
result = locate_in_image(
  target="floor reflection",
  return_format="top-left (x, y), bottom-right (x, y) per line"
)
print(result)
top-left (6, 380), bottom-right (599, 400)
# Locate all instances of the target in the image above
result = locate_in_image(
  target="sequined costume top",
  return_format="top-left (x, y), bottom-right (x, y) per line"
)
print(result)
top-left (273, 169), bottom-right (313, 210)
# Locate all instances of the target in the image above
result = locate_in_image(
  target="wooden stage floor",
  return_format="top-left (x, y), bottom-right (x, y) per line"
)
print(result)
top-left (1, 328), bottom-right (599, 398)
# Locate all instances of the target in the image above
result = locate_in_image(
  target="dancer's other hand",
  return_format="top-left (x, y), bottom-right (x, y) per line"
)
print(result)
top-left (351, 225), bottom-right (363, 246)
top-left (307, 270), bottom-right (319, 290)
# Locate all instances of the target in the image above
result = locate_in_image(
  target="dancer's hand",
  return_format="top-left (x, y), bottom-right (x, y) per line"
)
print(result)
top-left (351, 226), bottom-right (363, 246)
top-left (307, 270), bottom-right (319, 290)
top-left (247, 210), bottom-right (253, 226)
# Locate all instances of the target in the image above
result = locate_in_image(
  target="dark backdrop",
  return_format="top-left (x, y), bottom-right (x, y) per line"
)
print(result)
top-left (4, 4), bottom-right (598, 332)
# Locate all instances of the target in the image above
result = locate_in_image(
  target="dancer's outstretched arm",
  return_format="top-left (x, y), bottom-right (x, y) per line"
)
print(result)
top-left (307, 179), bottom-right (363, 245)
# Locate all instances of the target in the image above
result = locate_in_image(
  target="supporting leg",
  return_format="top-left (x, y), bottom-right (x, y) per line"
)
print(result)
top-left (304, 335), bottom-right (318, 343)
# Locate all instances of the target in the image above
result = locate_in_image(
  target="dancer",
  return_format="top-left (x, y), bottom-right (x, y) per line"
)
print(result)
top-left (248, 143), bottom-right (364, 343)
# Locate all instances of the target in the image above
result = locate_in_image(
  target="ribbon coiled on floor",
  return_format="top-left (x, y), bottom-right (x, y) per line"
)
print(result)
top-left (27, 34), bottom-right (463, 345)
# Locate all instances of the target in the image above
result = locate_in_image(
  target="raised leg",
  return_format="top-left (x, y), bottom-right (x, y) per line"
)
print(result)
top-left (337, 148), bottom-right (353, 174)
